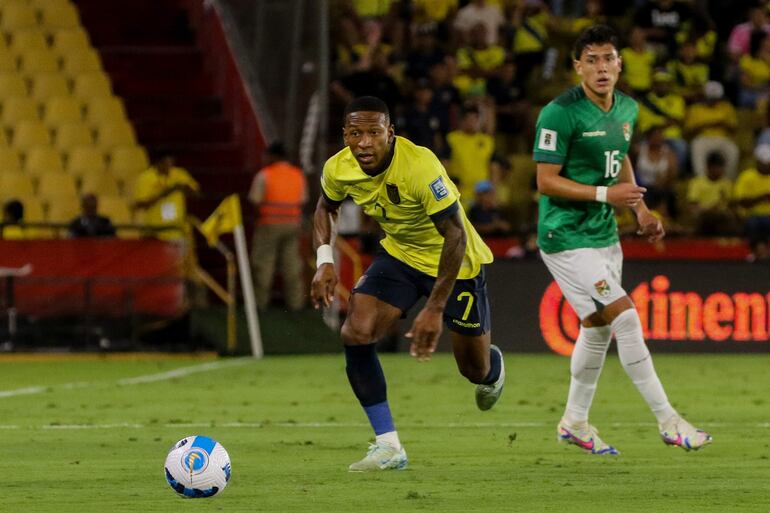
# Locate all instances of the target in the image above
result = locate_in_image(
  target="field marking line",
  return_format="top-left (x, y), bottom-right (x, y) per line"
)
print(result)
top-left (0, 358), bottom-right (251, 398)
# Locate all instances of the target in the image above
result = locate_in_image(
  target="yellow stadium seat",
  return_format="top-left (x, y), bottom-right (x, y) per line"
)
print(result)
top-left (21, 195), bottom-right (45, 223)
top-left (79, 169), bottom-right (120, 196)
top-left (108, 144), bottom-right (148, 180)
top-left (24, 145), bottom-right (64, 176)
top-left (2, 95), bottom-right (40, 127)
top-left (0, 171), bottom-right (34, 199)
top-left (12, 120), bottom-right (50, 150)
top-left (28, 0), bottom-right (71, 8)
top-left (38, 170), bottom-right (77, 199)
top-left (45, 192), bottom-right (79, 223)
top-left (66, 145), bottom-right (105, 176)
top-left (0, 51), bottom-right (17, 72)
top-left (86, 95), bottom-right (126, 125)
top-left (99, 194), bottom-right (133, 225)
top-left (53, 122), bottom-right (92, 150)
top-left (51, 27), bottom-right (90, 57)
top-left (9, 29), bottom-right (47, 54)
top-left (62, 49), bottom-right (101, 76)
top-left (0, 146), bottom-right (22, 172)
top-left (0, 128), bottom-right (8, 145)
top-left (29, 72), bottom-right (69, 99)
top-left (0, 73), bottom-right (28, 96)
top-left (43, 95), bottom-right (83, 126)
top-left (0, 3), bottom-right (38, 32)
top-left (39, 3), bottom-right (80, 31)
top-left (72, 71), bottom-right (111, 99)
top-left (19, 49), bottom-right (60, 74)
top-left (96, 121), bottom-right (135, 150)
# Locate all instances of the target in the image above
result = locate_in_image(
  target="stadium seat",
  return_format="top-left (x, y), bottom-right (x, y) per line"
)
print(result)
top-left (72, 71), bottom-right (111, 99)
top-left (62, 49), bottom-right (101, 76)
top-left (1, 95), bottom-right (40, 128)
top-left (9, 29), bottom-right (48, 54)
top-left (99, 194), bottom-right (133, 225)
top-left (66, 145), bottom-right (105, 176)
top-left (0, 171), bottom-right (34, 198)
top-left (96, 121), bottom-right (136, 150)
top-left (86, 96), bottom-right (126, 126)
top-left (108, 145), bottom-right (148, 182)
top-left (43, 95), bottom-right (83, 127)
top-left (29, 72), bottom-right (70, 100)
top-left (39, 3), bottom-right (80, 31)
top-left (0, 51), bottom-right (17, 72)
top-left (51, 27), bottom-right (90, 57)
top-left (79, 169), bottom-right (120, 196)
top-left (53, 122), bottom-right (93, 150)
top-left (0, 73), bottom-right (28, 96)
top-left (38, 170), bottom-right (78, 200)
top-left (24, 145), bottom-right (65, 176)
top-left (0, 146), bottom-right (22, 172)
top-left (12, 120), bottom-right (51, 150)
top-left (20, 195), bottom-right (45, 223)
top-left (19, 49), bottom-right (60, 74)
top-left (0, 3), bottom-right (38, 32)
top-left (44, 192), bottom-right (80, 223)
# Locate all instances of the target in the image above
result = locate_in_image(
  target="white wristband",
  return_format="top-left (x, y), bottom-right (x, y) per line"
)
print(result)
top-left (595, 186), bottom-right (608, 203)
top-left (316, 244), bottom-right (334, 268)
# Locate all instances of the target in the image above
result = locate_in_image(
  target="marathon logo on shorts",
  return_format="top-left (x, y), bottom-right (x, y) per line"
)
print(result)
top-left (538, 128), bottom-right (557, 151)
top-left (386, 183), bottom-right (401, 204)
top-left (429, 176), bottom-right (449, 201)
top-left (594, 279), bottom-right (611, 298)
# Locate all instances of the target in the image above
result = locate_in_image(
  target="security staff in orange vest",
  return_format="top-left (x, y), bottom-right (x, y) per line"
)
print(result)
top-left (248, 142), bottom-right (308, 311)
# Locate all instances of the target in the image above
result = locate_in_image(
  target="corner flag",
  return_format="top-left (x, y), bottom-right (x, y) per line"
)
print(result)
top-left (200, 194), bottom-right (242, 246)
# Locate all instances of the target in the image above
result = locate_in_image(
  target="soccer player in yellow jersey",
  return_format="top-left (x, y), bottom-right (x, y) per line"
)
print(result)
top-left (311, 96), bottom-right (504, 472)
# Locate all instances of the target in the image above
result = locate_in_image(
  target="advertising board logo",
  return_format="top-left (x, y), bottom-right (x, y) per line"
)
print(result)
top-left (539, 275), bottom-right (770, 356)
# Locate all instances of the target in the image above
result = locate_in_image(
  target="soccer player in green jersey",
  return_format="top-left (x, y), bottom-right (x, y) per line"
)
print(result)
top-left (533, 25), bottom-right (712, 454)
top-left (310, 96), bottom-right (505, 471)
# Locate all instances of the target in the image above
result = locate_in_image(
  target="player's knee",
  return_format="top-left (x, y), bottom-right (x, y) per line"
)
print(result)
top-left (341, 322), bottom-right (375, 346)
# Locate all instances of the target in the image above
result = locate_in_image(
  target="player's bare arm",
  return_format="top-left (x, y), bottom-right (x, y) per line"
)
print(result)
top-left (619, 155), bottom-right (665, 242)
top-left (537, 161), bottom-right (646, 208)
top-left (406, 207), bottom-right (466, 361)
top-left (310, 195), bottom-right (340, 309)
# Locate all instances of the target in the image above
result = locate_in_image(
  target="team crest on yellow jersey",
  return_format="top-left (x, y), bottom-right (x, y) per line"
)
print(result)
top-left (622, 122), bottom-right (631, 142)
top-left (386, 183), bottom-right (401, 204)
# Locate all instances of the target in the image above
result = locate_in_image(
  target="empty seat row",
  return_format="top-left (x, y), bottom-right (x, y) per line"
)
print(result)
top-left (0, 47), bottom-right (101, 75)
top-left (0, 2), bottom-right (80, 32)
top-left (0, 27), bottom-right (90, 55)
top-left (0, 144), bottom-right (149, 180)
top-left (2, 95), bottom-right (126, 127)
top-left (0, 71), bottom-right (111, 99)
top-left (1, 119), bottom-right (136, 150)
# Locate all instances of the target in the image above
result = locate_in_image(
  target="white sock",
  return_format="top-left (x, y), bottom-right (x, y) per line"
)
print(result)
top-left (612, 309), bottom-right (677, 423)
top-left (564, 325), bottom-right (612, 425)
top-left (375, 431), bottom-right (402, 450)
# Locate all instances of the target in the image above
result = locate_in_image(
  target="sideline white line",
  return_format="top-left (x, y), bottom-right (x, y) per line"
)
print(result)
top-left (0, 421), bottom-right (765, 431)
top-left (0, 358), bottom-right (251, 398)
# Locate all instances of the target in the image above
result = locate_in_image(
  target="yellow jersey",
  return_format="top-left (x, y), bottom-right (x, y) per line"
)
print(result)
top-left (734, 168), bottom-right (770, 217)
top-left (321, 136), bottom-right (492, 279)
top-left (134, 165), bottom-right (200, 239)
top-left (446, 130), bottom-right (494, 203)
top-left (620, 47), bottom-right (656, 92)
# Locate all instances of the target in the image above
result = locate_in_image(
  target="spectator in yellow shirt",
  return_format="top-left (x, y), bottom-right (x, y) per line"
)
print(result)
top-left (454, 22), bottom-right (506, 97)
top-left (637, 70), bottom-right (688, 171)
top-left (133, 154), bottom-right (200, 241)
top-left (734, 144), bottom-right (770, 259)
top-left (686, 152), bottom-right (737, 236)
top-left (738, 30), bottom-right (770, 108)
top-left (668, 40), bottom-right (709, 102)
top-left (685, 81), bottom-right (739, 179)
top-left (1, 199), bottom-right (26, 240)
top-left (446, 104), bottom-right (495, 205)
top-left (620, 27), bottom-right (657, 95)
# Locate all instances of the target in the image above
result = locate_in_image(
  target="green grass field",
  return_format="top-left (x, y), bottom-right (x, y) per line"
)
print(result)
top-left (1, 352), bottom-right (768, 513)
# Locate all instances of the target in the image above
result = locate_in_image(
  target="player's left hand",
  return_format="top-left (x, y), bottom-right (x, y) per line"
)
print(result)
top-left (406, 307), bottom-right (443, 362)
top-left (636, 209), bottom-right (665, 242)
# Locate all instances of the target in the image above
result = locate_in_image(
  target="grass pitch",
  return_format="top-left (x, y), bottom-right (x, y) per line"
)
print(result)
top-left (1, 352), bottom-right (768, 513)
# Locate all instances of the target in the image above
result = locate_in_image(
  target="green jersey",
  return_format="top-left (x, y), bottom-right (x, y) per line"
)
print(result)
top-left (533, 86), bottom-right (638, 253)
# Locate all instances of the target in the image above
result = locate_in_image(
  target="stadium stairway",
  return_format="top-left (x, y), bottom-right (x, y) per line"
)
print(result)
top-left (73, 0), bottom-right (258, 217)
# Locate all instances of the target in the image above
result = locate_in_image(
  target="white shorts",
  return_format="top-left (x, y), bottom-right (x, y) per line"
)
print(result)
top-left (540, 243), bottom-right (627, 320)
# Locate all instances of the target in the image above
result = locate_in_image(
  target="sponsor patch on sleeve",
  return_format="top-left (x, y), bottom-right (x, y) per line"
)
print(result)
top-left (429, 176), bottom-right (449, 201)
top-left (538, 128), bottom-right (557, 151)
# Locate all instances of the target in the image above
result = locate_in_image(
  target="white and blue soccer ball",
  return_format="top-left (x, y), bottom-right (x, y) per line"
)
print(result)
top-left (164, 435), bottom-right (231, 498)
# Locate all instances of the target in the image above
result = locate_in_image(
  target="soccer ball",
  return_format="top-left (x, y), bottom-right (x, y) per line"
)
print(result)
top-left (164, 435), bottom-right (231, 498)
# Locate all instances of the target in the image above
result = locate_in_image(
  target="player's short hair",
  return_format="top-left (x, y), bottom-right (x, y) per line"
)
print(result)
top-left (573, 24), bottom-right (619, 60)
top-left (344, 96), bottom-right (390, 123)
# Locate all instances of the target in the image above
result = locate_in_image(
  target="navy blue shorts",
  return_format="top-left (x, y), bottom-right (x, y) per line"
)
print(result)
top-left (352, 249), bottom-right (491, 336)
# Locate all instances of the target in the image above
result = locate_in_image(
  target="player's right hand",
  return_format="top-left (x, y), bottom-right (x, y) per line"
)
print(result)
top-left (607, 183), bottom-right (646, 207)
top-left (310, 264), bottom-right (337, 309)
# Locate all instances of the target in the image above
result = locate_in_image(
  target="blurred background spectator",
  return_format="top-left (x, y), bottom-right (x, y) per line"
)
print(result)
top-left (68, 194), bottom-right (116, 238)
top-left (735, 143), bottom-right (770, 260)
top-left (468, 179), bottom-right (511, 236)
top-left (1, 200), bottom-right (26, 240)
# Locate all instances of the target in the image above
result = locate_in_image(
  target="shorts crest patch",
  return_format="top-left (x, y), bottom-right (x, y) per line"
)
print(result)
top-left (429, 176), bottom-right (449, 201)
top-left (386, 183), bottom-right (401, 204)
top-left (594, 279), bottom-right (611, 298)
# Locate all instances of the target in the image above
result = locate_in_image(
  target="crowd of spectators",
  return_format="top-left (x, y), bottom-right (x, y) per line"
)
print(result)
top-left (330, 0), bottom-right (770, 260)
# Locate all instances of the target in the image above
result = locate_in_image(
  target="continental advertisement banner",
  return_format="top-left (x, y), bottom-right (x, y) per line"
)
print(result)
top-left (485, 260), bottom-right (770, 354)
